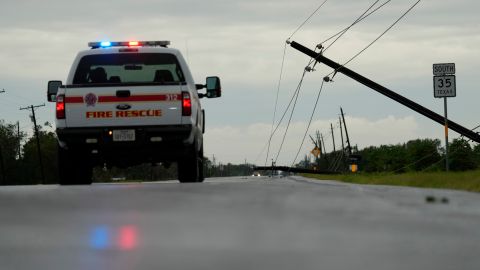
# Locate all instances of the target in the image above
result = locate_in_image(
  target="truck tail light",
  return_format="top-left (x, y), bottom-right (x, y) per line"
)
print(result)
top-left (182, 92), bottom-right (191, 116)
top-left (56, 94), bottom-right (65, 119)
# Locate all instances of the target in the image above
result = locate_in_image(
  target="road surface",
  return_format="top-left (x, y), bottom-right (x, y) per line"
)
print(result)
top-left (1, 176), bottom-right (480, 270)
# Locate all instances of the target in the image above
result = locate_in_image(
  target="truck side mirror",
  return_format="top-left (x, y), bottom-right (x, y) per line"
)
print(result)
top-left (47, 80), bottom-right (62, 102)
top-left (206, 76), bottom-right (221, 98)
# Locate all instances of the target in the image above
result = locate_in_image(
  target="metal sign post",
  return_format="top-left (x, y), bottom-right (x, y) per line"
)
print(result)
top-left (433, 63), bottom-right (456, 172)
top-left (444, 97), bottom-right (449, 172)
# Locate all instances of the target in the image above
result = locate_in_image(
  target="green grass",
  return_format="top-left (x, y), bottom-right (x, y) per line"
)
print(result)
top-left (303, 170), bottom-right (480, 193)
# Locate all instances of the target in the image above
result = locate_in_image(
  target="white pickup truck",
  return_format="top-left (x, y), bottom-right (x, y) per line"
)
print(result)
top-left (47, 40), bottom-right (221, 185)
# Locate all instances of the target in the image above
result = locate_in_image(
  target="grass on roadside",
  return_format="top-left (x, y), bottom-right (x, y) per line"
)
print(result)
top-left (302, 170), bottom-right (480, 193)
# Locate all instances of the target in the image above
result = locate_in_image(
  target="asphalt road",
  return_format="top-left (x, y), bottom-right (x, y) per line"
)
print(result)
top-left (1, 176), bottom-right (480, 270)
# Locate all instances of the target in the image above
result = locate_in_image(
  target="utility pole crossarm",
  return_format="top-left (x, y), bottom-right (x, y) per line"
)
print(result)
top-left (289, 41), bottom-right (480, 144)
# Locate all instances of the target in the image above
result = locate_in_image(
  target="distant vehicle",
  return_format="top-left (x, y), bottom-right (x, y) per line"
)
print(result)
top-left (252, 172), bottom-right (262, 177)
top-left (47, 40), bottom-right (221, 185)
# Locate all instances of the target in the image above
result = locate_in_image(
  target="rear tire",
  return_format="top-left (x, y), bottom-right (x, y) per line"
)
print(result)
top-left (178, 142), bottom-right (203, 183)
top-left (58, 145), bottom-right (93, 185)
top-left (198, 147), bottom-right (205, 183)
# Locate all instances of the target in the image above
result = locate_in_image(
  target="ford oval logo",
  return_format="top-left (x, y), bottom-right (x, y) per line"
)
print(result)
top-left (116, 104), bottom-right (131, 110)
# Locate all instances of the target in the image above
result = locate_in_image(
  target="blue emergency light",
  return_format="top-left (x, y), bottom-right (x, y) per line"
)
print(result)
top-left (88, 40), bottom-right (171, 49)
top-left (100, 41), bottom-right (112, 47)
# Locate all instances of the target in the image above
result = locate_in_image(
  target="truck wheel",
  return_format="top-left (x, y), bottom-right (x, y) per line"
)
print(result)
top-left (198, 146), bottom-right (205, 183)
top-left (58, 146), bottom-right (93, 185)
top-left (178, 144), bottom-right (201, 183)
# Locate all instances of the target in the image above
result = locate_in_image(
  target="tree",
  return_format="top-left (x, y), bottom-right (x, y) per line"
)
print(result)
top-left (474, 144), bottom-right (480, 167)
top-left (449, 138), bottom-right (477, 171)
top-left (405, 139), bottom-right (442, 171)
top-left (0, 120), bottom-right (25, 185)
top-left (359, 144), bottom-right (408, 173)
top-left (21, 129), bottom-right (59, 184)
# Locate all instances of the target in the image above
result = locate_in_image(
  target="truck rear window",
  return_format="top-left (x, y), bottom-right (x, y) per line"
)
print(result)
top-left (72, 53), bottom-right (185, 85)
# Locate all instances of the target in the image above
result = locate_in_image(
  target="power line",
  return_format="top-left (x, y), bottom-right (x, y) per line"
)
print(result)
top-left (290, 80), bottom-right (326, 167)
top-left (323, 0), bottom-right (383, 52)
top-left (264, 0), bottom-right (329, 165)
top-left (288, 0), bottom-right (329, 39)
top-left (326, 0), bottom-right (421, 79)
top-left (319, 0), bottom-right (392, 50)
top-left (266, 42), bottom-right (288, 166)
top-left (262, 0), bottom-right (420, 166)
top-left (470, 124), bottom-right (480, 132)
top-left (274, 69), bottom-right (308, 163)
top-left (257, 67), bottom-right (309, 165)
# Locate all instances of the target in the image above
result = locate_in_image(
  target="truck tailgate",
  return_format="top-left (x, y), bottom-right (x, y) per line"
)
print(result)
top-left (64, 85), bottom-right (183, 127)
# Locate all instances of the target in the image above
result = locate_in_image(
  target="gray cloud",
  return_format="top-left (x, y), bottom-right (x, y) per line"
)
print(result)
top-left (1, 0), bottom-right (479, 164)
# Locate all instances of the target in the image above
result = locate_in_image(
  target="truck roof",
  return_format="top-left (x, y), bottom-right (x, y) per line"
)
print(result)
top-left (65, 41), bottom-right (193, 85)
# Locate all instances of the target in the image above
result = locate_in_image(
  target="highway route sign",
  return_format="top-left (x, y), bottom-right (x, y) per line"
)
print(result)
top-left (433, 75), bottom-right (456, 98)
top-left (433, 63), bottom-right (455, 76)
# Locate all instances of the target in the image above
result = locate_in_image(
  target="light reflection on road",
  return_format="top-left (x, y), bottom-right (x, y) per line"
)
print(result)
top-left (90, 225), bottom-right (138, 250)
top-left (118, 225), bottom-right (138, 250)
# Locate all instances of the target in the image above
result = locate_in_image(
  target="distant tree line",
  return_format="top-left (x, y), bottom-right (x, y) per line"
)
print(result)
top-left (0, 120), bottom-right (58, 185)
top-left (3, 118), bottom-right (480, 185)
top-left (297, 138), bottom-right (480, 173)
top-left (0, 120), bottom-right (255, 185)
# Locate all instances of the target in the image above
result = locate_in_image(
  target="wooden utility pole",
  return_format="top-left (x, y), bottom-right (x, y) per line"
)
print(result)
top-left (0, 145), bottom-right (5, 184)
top-left (20, 104), bottom-right (46, 184)
top-left (340, 107), bottom-right (352, 156)
top-left (330, 123), bottom-right (336, 152)
top-left (339, 116), bottom-right (346, 171)
top-left (320, 133), bottom-right (329, 168)
top-left (17, 121), bottom-right (22, 160)
top-left (289, 40), bottom-right (480, 143)
top-left (339, 116), bottom-right (345, 154)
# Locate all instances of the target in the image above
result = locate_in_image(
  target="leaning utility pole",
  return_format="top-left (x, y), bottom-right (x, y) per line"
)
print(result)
top-left (330, 123), bottom-right (336, 152)
top-left (339, 116), bottom-right (346, 170)
top-left (320, 133), bottom-right (329, 168)
top-left (339, 116), bottom-right (345, 154)
top-left (20, 104), bottom-right (46, 184)
top-left (340, 107), bottom-right (352, 156)
top-left (289, 40), bottom-right (480, 143)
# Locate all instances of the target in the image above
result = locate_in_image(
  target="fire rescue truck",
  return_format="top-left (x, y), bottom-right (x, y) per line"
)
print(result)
top-left (47, 40), bottom-right (221, 184)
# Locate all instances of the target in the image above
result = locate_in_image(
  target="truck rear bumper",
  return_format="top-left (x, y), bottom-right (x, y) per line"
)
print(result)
top-left (56, 125), bottom-right (195, 165)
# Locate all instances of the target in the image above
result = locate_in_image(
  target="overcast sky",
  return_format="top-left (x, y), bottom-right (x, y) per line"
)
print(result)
top-left (1, 0), bottom-right (479, 166)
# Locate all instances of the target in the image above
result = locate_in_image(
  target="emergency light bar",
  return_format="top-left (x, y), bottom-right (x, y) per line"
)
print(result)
top-left (88, 40), bottom-right (171, 49)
